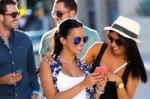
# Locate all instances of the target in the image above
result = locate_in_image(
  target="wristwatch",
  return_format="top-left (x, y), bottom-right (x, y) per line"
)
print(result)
top-left (117, 82), bottom-right (124, 89)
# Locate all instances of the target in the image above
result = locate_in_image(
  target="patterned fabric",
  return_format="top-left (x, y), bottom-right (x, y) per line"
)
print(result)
top-left (50, 55), bottom-right (95, 99)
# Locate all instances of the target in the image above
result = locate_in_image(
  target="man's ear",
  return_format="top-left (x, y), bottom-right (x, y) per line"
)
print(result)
top-left (69, 10), bottom-right (76, 18)
top-left (0, 14), bottom-right (4, 21)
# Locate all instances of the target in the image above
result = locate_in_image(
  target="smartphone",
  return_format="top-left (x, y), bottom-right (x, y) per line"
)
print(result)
top-left (15, 70), bottom-right (23, 75)
top-left (94, 67), bottom-right (107, 75)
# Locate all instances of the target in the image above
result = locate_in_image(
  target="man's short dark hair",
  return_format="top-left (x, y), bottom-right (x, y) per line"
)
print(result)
top-left (0, 0), bottom-right (18, 14)
top-left (55, 0), bottom-right (77, 14)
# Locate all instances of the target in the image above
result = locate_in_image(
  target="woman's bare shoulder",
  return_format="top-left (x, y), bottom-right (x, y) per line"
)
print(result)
top-left (90, 41), bottom-right (104, 51)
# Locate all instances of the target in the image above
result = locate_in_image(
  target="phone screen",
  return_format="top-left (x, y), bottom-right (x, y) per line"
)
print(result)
top-left (94, 67), bottom-right (107, 75)
top-left (15, 70), bottom-right (23, 75)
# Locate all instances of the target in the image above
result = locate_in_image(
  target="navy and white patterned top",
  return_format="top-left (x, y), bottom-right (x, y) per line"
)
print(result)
top-left (50, 55), bottom-right (95, 99)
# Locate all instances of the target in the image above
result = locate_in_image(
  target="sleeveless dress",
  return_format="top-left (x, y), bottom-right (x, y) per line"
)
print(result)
top-left (91, 42), bottom-right (130, 99)
top-left (50, 55), bottom-right (95, 99)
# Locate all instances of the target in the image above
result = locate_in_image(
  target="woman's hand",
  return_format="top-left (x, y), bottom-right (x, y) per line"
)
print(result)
top-left (81, 73), bottom-right (102, 88)
top-left (96, 74), bottom-right (107, 92)
top-left (107, 72), bottom-right (122, 83)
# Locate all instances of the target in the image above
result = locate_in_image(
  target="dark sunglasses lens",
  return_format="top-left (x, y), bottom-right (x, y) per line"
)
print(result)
top-left (115, 39), bottom-right (123, 46)
top-left (108, 36), bottom-right (123, 46)
top-left (4, 12), bottom-right (19, 18)
top-left (83, 36), bottom-right (88, 43)
top-left (108, 36), bottom-right (113, 43)
top-left (56, 12), bottom-right (63, 17)
top-left (11, 12), bottom-right (19, 18)
top-left (12, 13), bottom-right (17, 18)
top-left (74, 37), bottom-right (81, 45)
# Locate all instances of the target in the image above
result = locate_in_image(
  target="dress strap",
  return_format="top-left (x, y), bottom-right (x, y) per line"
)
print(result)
top-left (113, 62), bottom-right (128, 73)
top-left (91, 42), bottom-right (107, 73)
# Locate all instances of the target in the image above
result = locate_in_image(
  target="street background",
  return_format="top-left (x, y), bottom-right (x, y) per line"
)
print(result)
top-left (18, 0), bottom-right (150, 99)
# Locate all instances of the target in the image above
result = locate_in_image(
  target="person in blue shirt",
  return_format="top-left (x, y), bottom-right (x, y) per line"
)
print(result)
top-left (0, 0), bottom-right (39, 99)
top-left (39, 0), bottom-right (100, 59)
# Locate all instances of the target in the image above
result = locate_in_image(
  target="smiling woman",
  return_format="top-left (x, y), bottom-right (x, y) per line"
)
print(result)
top-left (82, 16), bottom-right (147, 99)
top-left (39, 19), bottom-right (106, 99)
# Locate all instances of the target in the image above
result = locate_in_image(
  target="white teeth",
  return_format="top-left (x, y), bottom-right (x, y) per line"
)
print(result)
top-left (76, 46), bottom-right (82, 50)
top-left (113, 47), bottom-right (119, 50)
top-left (114, 47), bottom-right (118, 49)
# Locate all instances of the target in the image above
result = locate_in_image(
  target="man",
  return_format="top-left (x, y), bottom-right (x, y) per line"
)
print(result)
top-left (0, 0), bottom-right (39, 99)
top-left (39, 0), bottom-right (100, 58)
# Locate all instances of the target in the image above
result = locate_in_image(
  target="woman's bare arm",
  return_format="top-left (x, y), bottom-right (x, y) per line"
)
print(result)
top-left (82, 42), bottom-right (102, 65)
top-left (39, 61), bottom-right (101, 99)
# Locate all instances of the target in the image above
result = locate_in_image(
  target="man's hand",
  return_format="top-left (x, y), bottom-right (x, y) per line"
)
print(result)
top-left (41, 51), bottom-right (56, 64)
top-left (0, 73), bottom-right (22, 85)
top-left (32, 94), bottom-right (38, 99)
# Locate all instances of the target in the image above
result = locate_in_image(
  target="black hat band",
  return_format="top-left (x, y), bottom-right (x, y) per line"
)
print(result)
top-left (112, 24), bottom-right (138, 39)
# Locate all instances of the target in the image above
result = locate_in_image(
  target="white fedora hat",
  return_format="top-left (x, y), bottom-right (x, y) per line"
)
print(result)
top-left (104, 16), bottom-right (141, 43)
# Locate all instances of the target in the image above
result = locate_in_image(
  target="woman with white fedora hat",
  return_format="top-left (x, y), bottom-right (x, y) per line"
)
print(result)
top-left (82, 16), bottom-right (147, 99)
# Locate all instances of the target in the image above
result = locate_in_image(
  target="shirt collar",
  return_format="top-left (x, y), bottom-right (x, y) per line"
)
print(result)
top-left (0, 36), bottom-right (4, 43)
top-left (0, 30), bottom-right (15, 43)
top-left (8, 30), bottom-right (15, 42)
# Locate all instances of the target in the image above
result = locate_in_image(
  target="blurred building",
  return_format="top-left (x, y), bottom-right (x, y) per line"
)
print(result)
top-left (18, 0), bottom-right (146, 38)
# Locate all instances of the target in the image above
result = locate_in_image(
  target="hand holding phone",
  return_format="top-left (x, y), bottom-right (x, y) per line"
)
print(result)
top-left (94, 67), bottom-right (107, 75)
top-left (15, 70), bottom-right (23, 75)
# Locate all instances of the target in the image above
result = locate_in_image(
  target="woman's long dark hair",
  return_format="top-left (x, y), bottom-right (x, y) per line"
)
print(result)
top-left (118, 34), bottom-right (147, 83)
top-left (53, 19), bottom-right (83, 56)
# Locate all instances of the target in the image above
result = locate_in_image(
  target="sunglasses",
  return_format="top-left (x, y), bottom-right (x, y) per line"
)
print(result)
top-left (4, 12), bottom-right (20, 18)
top-left (108, 35), bottom-right (123, 46)
top-left (73, 36), bottom-right (88, 45)
top-left (51, 11), bottom-right (69, 18)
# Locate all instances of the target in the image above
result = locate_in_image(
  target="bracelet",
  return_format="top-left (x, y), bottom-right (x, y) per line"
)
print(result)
top-left (96, 87), bottom-right (105, 94)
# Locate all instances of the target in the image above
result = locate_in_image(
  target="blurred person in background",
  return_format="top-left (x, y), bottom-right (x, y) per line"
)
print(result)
top-left (0, 0), bottom-right (39, 99)
top-left (39, 19), bottom-right (107, 99)
top-left (39, 0), bottom-right (100, 59)
top-left (23, 1), bottom-right (49, 31)
top-left (83, 16), bottom-right (147, 99)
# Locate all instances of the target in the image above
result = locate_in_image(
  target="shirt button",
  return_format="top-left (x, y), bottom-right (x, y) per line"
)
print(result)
top-left (15, 93), bottom-right (18, 96)
top-left (10, 51), bottom-right (12, 54)
top-left (12, 61), bottom-right (14, 64)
